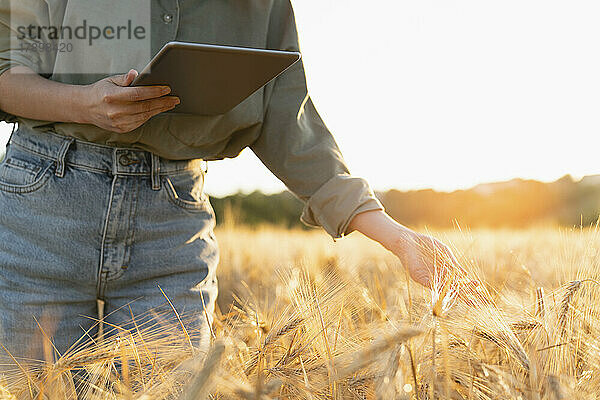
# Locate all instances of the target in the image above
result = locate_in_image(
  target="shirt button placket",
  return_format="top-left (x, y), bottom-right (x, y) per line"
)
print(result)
top-left (164, 0), bottom-right (179, 41)
top-left (152, 0), bottom-right (179, 55)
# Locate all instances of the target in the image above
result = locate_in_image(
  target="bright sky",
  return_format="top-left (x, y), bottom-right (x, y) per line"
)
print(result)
top-left (2, 0), bottom-right (600, 197)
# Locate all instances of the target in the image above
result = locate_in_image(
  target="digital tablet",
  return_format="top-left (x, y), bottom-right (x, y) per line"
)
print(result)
top-left (131, 41), bottom-right (301, 115)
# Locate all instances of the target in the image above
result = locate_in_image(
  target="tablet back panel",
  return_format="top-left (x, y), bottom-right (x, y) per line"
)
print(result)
top-left (132, 42), bottom-right (301, 115)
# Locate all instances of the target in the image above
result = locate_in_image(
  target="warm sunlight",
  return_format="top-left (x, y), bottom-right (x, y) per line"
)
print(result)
top-left (2, 0), bottom-right (600, 196)
top-left (203, 0), bottom-right (600, 196)
top-left (4, 3), bottom-right (600, 398)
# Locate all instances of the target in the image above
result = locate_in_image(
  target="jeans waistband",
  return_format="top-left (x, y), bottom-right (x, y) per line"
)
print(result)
top-left (8, 126), bottom-right (205, 178)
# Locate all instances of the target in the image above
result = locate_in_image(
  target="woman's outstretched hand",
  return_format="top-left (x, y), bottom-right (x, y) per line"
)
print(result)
top-left (346, 210), bottom-right (460, 288)
top-left (387, 229), bottom-right (460, 288)
top-left (80, 69), bottom-right (180, 133)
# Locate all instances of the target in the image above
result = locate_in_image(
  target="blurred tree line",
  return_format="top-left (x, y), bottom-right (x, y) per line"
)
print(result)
top-left (381, 175), bottom-right (600, 228)
top-left (210, 190), bottom-right (307, 229)
top-left (210, 174), bottom-right (600, 229)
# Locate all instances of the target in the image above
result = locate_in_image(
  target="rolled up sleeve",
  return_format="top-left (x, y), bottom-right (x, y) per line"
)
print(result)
top-left (0, 0), bottom-right (55, 74)
top-left (299, 174), bottom-right (384, 239)
top-left (250, 0), bottom-right (384, 239)
top-left (0, 0), bottom-right (54, 122)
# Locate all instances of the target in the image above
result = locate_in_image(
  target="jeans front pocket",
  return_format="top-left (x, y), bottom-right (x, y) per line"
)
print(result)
top-left (0, 145), bottom-right (55, 194)
top-left (163, 168), bottom-right (212, 213)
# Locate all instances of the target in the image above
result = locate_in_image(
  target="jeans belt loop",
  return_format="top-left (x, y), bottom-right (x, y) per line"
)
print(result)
top-left (55, 137), bottom-right (75, 178)
top-left (200, 159), bottom-right (207, 194)
top-left (8, 122), bottom-right (16, 143)
top-left (151, 153), bottom-right (161, 191)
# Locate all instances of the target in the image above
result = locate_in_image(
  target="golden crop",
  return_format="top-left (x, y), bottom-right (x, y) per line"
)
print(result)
top-left (2, 225), bottom-right (600, 399)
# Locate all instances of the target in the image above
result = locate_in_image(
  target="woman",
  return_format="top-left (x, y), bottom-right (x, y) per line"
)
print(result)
top-left (0, 0), bottom-right (458, 362)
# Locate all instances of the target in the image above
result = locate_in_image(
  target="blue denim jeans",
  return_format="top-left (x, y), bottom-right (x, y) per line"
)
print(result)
top-left (0, 126), bottom-right (218, 364)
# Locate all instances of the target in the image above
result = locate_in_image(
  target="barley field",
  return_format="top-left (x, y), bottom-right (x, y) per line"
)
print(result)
top-left (2, 225), bottom-right (600, 399)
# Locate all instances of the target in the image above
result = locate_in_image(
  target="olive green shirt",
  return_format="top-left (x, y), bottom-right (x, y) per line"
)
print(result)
top-left (0, 0), bottom-right (384, 239)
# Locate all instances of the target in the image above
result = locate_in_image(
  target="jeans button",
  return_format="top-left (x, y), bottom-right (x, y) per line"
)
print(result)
top-left (119, 153), bottom-right (131, 166)
top-left (162, 13), bottom-right (173, 23)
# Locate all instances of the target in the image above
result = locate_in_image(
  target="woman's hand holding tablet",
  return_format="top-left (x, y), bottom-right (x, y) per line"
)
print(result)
top-left (81, 69), bottom-right (180, 133)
